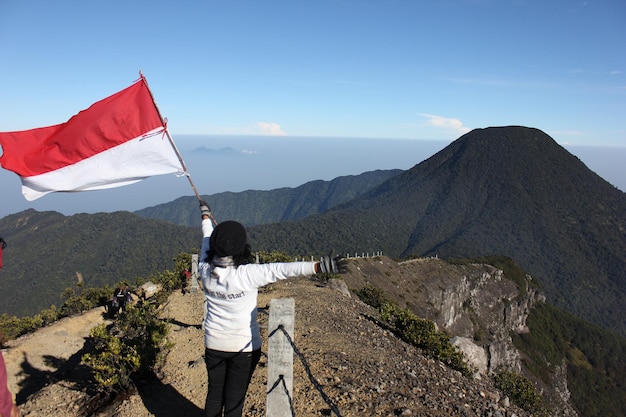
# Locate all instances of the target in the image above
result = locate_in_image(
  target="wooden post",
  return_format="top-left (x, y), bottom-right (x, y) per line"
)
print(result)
top-left (266, 298), bottom-right (295, 417)
top-left (189, 254), bottom-right (199, 292)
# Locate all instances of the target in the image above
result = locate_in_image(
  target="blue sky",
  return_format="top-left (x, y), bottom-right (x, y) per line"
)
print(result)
top-left (1, 0), bottom-right (624, 143)
top-left (0, 0), bottom-right (625, 218)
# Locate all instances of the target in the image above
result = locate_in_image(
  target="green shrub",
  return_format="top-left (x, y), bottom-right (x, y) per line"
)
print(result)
top-left (83, 301), bottom-right (171, 392)
top-left (82, 324), bottom-right (141, 390)
top-left (378, 302), bottom-right (473, 377)
top-left (173, 252), bottom-right (192, 273)
top-left (356, 284), bottom-right (395, 309)
top-left (173, 252), bottom-right (193, 292)
top-left (256, 250), bottom-right (296, 263)
top-left (61, 288), bottom-right (96, 316)
top-left (34, 305), bottom-right (62, 327)
top-left (0, 314), bottom-right (29, 345)
top-left (116, 302), bottom-right (171, 373)
top-left (0, 307), bottom-right (64, 345)
top-left (60, 285), bottom-right (113, 317)
top-left (151, 270), bottom-right (181, 293)
top-left (493, 369), bottom-right (548, 415)
top-left (319, 273), bottom-right (343, 282)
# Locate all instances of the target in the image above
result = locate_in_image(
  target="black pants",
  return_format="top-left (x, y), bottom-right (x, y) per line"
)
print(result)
top-left (204, 348), bottom-right (262, 417)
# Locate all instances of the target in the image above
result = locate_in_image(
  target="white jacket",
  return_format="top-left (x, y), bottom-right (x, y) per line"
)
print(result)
top-left (199, 218), bottom-right (316, 352)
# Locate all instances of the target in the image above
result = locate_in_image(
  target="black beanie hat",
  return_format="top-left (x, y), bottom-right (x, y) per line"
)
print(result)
top-left (210, 221), bottom-right (248, 257)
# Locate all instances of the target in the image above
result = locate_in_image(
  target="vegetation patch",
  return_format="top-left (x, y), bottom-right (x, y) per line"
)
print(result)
top-left (82, 300), bottom-right (171, 392)
top-left (355, 284), bottom-right (395, 309)
top-left (493, 369), bottom-right (548, 415)
top-left (513, 302), bottom-right (626, 417)
top-left (1, 252), bottom-right (192, 401)
top-left (377, 302), bottom-right (473, 377)
top-left (356, 285), bottom-right (472, 377)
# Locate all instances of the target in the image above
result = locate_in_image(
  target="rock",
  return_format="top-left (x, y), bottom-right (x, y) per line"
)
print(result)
top-left (451, 336), bottom-right (488, 375)
top-left (137, 281), bottom-right (162, 299)
top-left (327, 278), bottom-right (351, 297)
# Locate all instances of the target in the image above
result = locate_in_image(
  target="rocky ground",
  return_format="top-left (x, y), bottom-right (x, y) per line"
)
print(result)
top-left (5, 273), bottom-right (533, 416)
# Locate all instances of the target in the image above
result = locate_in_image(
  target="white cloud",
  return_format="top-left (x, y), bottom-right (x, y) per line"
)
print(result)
top-left (420, 113), bottom-right (471, 135)
top-left (256, 122), bottom-right (287, 136)
top-left (213, 122), bottom-right (287, 136)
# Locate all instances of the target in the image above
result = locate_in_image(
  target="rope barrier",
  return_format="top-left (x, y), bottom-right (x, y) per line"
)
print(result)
top-left (267, 374), bottom-right (297, 417)
top-left (275, 325), bottom-right (343, 417)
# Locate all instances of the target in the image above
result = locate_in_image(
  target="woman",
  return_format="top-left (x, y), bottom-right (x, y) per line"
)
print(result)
top-left (197, 201), bottom-right (335, 417)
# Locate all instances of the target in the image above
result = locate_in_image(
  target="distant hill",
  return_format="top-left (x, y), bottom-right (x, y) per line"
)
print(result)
top-left (0, 210), bottom-right (198, 316)
top-left (246, 127), bottom-right (626, 337)
top-left (134, 169), bottom-right (402, 227)
top-left (0, 170), bottom-right (398, 317)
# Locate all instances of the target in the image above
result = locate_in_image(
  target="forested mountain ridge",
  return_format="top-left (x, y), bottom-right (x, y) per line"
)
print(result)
top-left (0, 125), bottom-right (624, 416)
top-left (0, 126), bottom-right (624, 340)
top-left (246, 127), bottom-right (626, 337)
top-left (134, 169), bottom-right (402, 227)
top-left (0, 210), bottom-right (198, 316)
top-left (0, 170), bottom-right (398, 317)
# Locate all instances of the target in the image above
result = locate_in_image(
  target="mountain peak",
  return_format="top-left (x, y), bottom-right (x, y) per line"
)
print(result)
top-left (248, 126), bottom-right (626, 336)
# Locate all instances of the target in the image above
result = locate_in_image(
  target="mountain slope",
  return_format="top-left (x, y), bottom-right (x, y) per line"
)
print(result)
top-left (247, 126), bottom-right (626, 336)
top-left (1, 126), bottom-right (624, 338)
top-left (14, 257), bottom-right (623, 416)
top-left (12, 276), bottom-right (536, 417)
top-left (0, 170), bottom-right (399, 317)
top-left (134, 169), bottom-right (402, 227)
top-left (0, 209), bottom-right (198, 316)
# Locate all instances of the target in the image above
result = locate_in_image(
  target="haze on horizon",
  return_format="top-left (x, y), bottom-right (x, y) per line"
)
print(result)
top-left (0, 134), bottom-right (624, 220)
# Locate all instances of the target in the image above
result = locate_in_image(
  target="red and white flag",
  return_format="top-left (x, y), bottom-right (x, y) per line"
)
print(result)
top-left (0, 78), bottom-right (184, 201)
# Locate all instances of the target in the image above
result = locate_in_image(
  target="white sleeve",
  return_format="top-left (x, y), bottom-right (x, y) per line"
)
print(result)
top-left (199, 218), bottom-right (214, 263)
top-left (202, 218), bottom-right (214, 238)
top-left (237, 261), bottom-right (317, 288)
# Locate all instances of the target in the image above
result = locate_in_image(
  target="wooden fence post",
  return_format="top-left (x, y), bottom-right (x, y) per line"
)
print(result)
top-left (266, 298), bottom-right (295, 417)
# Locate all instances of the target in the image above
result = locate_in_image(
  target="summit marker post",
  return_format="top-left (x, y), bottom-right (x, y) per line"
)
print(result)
top-left (266, 298), bottom-right (295, 416)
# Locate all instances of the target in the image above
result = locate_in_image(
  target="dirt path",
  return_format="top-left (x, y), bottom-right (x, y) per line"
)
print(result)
top-left (6, 275), bottom-right (532, 417)
top-left (3, 307), bottom-right (109, 409)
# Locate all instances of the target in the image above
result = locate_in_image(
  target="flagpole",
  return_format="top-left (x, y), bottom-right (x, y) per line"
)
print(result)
top-left (139, 71), bottom-right (217, 225)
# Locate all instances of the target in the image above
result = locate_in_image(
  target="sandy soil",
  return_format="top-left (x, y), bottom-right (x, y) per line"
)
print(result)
top-left (6, 265), bottom-right (530, 417)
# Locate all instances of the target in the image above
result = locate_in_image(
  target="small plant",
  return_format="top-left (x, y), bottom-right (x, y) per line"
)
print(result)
top-left (493, 369), bottom-right (548, 415)
top-left (0, 305), bottom-right (63, 346)
top-left (356, 284), bottom-right (395, 309)
top-left (82, 324), bottom-right (141, 390)
top-left (61, 286), bottom-right (112, 316)
top-left (1, 252), bottom-right (191, 394)
top-left (316, 272), bottom-right (343, 283)
top-left (83, 301), bottom-right (171, 392)
top-left (151, 269), bottom-right (181, 293)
